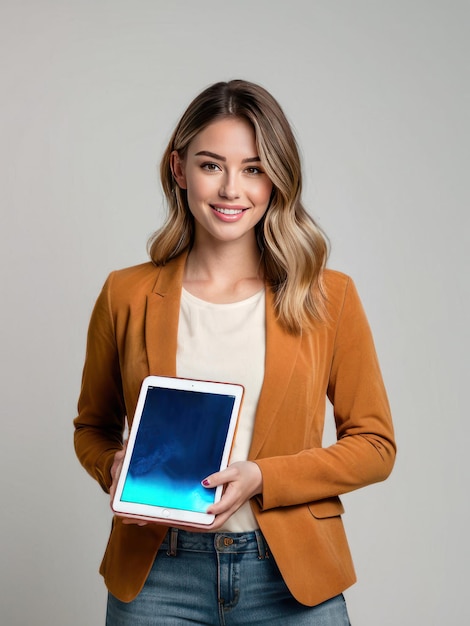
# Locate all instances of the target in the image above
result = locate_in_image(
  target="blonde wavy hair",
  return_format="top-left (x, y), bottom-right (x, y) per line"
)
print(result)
top-left (148, 80), bottom-right (328, 333)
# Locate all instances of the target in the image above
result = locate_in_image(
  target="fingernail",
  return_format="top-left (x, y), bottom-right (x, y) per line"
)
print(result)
top-left (202, 479), bottom-right (210, 487)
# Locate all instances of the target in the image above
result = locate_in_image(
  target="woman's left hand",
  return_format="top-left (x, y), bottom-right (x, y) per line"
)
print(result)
top-left (201, 461), bottom-right (263, 530)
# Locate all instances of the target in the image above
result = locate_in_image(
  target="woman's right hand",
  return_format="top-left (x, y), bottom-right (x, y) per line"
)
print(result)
top-left (109, 445), bottom-right (149, 527)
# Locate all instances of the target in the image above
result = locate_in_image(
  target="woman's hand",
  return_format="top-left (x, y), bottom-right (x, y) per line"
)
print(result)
top-left (201, 461), bottom-right (263, 530)
top-left (109, 446), bottom-right (126, 500)
top-left (109, 445), bottom-right (149, 527)
top-left (109, 452), bottom-right (262, 531)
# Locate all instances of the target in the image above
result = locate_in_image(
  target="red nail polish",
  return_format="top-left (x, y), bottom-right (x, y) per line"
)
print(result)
top-left (202, 479), bottom-right (210, 487)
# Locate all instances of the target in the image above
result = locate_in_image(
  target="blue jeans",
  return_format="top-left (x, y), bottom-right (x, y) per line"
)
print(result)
top-left (106, 528), bottom-right (351, 625)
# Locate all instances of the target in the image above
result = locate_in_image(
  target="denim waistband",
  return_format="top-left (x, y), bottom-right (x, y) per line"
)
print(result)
top-left (160, 528), bottom-right (270, 559)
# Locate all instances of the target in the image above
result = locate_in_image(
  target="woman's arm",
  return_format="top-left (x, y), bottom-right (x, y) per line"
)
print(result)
top-left (255, 277), bottom-right (396, 509)
top-left (73, 274), bottom-right (126, 493)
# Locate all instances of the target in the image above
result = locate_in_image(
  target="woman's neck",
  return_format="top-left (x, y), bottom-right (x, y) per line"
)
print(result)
top-left (183, 239), bottom-right (264, 304)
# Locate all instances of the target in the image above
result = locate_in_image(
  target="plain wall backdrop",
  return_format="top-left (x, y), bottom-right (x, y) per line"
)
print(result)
top-left (1, 1), bottom-right (468, 624)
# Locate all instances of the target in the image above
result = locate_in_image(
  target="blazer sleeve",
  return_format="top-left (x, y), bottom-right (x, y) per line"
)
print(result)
top-left (73, 274), bottom-right (126, 493)
top-left (255, 277), bottom-right (396, 509)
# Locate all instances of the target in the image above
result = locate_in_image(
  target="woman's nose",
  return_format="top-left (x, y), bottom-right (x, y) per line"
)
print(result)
top-left (219, 173), bottom-right (240, 199)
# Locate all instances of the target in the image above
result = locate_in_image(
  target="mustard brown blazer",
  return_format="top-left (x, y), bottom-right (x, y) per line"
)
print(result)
top-left (74, 252), bottom-right (396, 607)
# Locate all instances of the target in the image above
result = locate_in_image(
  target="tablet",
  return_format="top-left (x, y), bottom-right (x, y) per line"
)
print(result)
top-left (112, 375), bottom-right (244, 527)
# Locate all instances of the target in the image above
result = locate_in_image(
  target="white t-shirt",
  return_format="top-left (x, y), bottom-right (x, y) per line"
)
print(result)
top-left (177, 287), bottom-right (266, 531)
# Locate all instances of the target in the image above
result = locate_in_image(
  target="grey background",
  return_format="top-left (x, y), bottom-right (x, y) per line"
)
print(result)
top-left (1, 1), bottom-right (468, 624)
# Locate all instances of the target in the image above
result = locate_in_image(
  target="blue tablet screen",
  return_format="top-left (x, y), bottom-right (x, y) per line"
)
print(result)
top-left (120, 386), bottom-right (235, 513)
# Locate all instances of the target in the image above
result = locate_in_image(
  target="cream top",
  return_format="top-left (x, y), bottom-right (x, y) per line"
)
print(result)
top-left (177, 287), bottom-right (266, 531)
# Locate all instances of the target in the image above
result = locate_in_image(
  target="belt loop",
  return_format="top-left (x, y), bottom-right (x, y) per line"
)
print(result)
top-left (255, 530), bottom-right (270, 560)
top-left (166, 528), bottom-right (178, 557)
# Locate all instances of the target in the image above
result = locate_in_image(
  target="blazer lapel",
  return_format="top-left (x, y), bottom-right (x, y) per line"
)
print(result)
top-left (145, 253), bottom-right (188, 377)
top-left (249, 288), bottom-right (302, 459)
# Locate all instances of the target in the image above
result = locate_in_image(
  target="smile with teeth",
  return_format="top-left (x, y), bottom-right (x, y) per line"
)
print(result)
top-left (211, 206), bottom-right (247, 215)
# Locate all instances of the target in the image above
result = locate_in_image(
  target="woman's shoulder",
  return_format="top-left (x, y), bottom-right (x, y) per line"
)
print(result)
top-left (322, 268), bottom-right (352, 299)
top-left (103, 253), bottom-right (186, 303)
top-left (322, 268), bottom-right (350, 288)
top-left (109, 260), bottom-right (159, 281)
top-left (99, 261), bottom-right (165, 309)
top-left (320, 268), bottom-right (363, 321)
top-left (106, 261), bottom-right (161, 293)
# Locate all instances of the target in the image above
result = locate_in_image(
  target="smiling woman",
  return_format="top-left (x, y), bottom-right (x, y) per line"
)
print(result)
top-left (150, 80), bottom-right (330, 327)
top-left (74, 79), bottom-right (396, 625)
top-left (171, 117), bottom-right (273, 249)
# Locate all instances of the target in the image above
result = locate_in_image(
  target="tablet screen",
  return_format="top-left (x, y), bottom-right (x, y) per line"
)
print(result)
top-left (119, 385), bottom-right (236, 514)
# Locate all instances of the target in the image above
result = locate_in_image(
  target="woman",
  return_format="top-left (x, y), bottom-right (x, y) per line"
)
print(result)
top-left (74, 80), bottom-right (396, 625)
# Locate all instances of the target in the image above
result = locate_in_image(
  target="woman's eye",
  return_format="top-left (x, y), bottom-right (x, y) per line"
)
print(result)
top-left (245, 166), bottom-right (263, 175)
top-left (201, 162), bottom-right (220, 171)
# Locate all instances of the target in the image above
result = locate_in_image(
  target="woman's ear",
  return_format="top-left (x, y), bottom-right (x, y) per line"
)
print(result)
top-left (170, 150), bottom-right (187, 189)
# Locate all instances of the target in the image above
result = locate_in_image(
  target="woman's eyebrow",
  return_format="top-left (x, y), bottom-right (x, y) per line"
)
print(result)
top-left (194, 150), bottom-right (261, 164)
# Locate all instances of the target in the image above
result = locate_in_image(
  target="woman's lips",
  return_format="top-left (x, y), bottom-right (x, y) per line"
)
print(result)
top-left (211, 204), bottom-right (247, 215)
top-left (210, 204), bottom-right (248, 220)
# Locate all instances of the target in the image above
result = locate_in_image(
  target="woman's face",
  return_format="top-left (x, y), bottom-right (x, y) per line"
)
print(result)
top-left (172, 117), bottom-right (273, 247)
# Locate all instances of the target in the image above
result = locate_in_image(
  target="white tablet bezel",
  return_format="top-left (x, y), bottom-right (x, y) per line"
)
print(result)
top-left (112, 375), bottom-right (244, 527)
